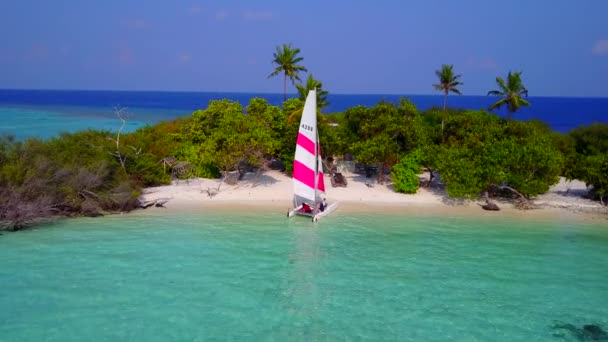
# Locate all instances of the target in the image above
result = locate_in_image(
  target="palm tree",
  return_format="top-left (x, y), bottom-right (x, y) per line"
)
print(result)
top-left (268, 44), bottom-right (307, 101)
top-left (487, 71), bottom-right (530, 120)
top-left (433, 65), bottom-right (463, 138)
top-left (296, 74), bottom-right (329, 109)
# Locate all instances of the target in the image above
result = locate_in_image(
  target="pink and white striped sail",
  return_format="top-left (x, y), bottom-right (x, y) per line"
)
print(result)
top-left (293, 90), bottom-right (325, 204)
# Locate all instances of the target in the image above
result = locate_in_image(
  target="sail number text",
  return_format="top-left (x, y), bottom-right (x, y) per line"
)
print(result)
top-left (301, 124), bottom-right (313, 132)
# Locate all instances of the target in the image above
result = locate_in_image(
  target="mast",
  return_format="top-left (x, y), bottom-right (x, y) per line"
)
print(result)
top-left (313, 87), bottom-right (318, 207)
top-left (314, 129), bottom-right (319, 207)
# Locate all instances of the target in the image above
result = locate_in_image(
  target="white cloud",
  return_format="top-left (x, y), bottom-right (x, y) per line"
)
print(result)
top-left (117, 46), bottom-right (134, 65)
top-left (465, 56), bottom-right (498, 71)
top-left (242, 10), bottom-right (273, 21)
top-left (25, 43), bottom-right (50, 62)
top-left (59, 45), bottom-right (71, 56)
top-left (592, 39), bottom-right (608, 56)
top-left (478, 58), bottom-right (497, 70)
top-left (0, 49), bottom-right (16, 63)
top-left (215, 10), bottom-right (229, 21)
top-left (187, 4), bottom-right (202, 16)
top-left (125, 18), bottom-right (149, 30)
top-left (178, 53), bottom-right (192, 63)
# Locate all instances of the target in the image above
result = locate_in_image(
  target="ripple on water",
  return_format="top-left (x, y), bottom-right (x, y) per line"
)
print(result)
top-left (0, 212), bottom-right (607, 341)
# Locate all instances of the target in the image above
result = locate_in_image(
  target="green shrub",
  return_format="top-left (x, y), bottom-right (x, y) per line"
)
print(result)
top-left (127, 154), bottom-right (171, 186)
top-left (391, 149), bottom-right (423, 194)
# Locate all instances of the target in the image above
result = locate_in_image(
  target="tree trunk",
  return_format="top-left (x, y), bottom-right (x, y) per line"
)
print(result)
top-left (497, 185), bottom-right (532, 209)
top-left (508, 101), bottom-right (515, 121)
top-left (442, 92), bottom-right (447, 143)
top-left (377, 164), bottom-right (385, 184)
top-left (283, 73), bottom-right (287, 102)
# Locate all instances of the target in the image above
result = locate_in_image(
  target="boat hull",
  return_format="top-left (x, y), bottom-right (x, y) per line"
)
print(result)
top-left (313, 202), bottom-right (338, 221)
top-left (287, 202), bottom-right (339, 221)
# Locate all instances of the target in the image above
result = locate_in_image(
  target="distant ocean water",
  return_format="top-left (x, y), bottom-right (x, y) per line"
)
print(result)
top-left (0, 89), bottom-right (606, 139)
top-left (1, 212), bottom-right (607, 340)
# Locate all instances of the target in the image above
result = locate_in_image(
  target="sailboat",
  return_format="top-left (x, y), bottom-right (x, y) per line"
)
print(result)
top-left (287, 89), bottom-right (338, 221)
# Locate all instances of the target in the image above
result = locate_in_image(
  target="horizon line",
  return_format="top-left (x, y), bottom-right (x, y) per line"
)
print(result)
top-left (0, 87), bottom-right (607, 100)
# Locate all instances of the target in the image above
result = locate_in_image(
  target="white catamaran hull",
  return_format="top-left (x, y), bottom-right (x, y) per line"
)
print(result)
top-left (287, 202), bottom-right (339, 221)
top-left (312, 202), bottom-right (338, 222)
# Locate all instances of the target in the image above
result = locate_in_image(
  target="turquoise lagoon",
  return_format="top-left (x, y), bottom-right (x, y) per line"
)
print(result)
top-left (0, 105), bottom-right (173, 140)
top-left (1, 212), bottom-right (607, 341)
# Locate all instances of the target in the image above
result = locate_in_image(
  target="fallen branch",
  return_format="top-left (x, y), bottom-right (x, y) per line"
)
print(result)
top-left (481, 191), bottom-right (500, 211)
top-left (140, 197), bottom-right (171, 209)
top-left (78, 189), bottom-right (101, 200)
top-left (204, 187), bottom-right (218, 198)
top-left (497, 185), bottom-right (534, 210)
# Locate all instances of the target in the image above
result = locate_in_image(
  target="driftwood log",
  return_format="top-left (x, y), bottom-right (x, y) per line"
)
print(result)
top-left (481, 200), bottom-right (500, 211)
top-left (204, 187), bottom-right (218, 198)
top-left (330, 172), bottom-right (348, 187)
top-left (480, 191), bottom-right (500, 211)
top-left (140, 198), bottom-right (170, 209)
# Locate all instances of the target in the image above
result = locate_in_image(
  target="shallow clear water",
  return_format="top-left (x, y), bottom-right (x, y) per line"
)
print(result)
top-left (0, 106), bottom-right (160, 140)
top-left (1, 212), bottom-right (607, 341)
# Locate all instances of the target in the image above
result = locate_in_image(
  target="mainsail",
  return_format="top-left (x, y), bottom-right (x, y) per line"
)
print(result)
top-left (293, 90), bottom-right (325, 206)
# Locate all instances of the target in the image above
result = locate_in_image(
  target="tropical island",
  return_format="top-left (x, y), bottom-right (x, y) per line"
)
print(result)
top-left (0, 44), bottom-right (607, 230)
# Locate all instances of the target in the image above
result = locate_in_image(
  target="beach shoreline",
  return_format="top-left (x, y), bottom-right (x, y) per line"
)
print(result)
top-left (139, 170), bottom-right (607, 222)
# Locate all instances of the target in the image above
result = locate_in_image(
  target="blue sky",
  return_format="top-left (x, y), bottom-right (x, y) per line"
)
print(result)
top-left (1, 0), bottom-right (607, 96)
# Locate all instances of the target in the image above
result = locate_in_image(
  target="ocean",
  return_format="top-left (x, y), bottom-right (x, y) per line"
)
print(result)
top-left (2, 89), bottom-right (607, 340)
top-left (0, 89), bottom-right (606, 139)
top-left (1, 211), bottom-right (606, 340)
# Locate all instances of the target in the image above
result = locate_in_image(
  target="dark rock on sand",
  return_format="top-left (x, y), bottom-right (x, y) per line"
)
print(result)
top-left (481, 200), bottom-right (500, 211)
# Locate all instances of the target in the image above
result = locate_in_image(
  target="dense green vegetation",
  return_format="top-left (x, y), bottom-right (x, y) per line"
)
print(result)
top-left (430, 114), bottom-right (563, 199)
top-left (0, 131), bottom-right (160, 230)
top-left (391, 149), bottom-right (424, 194)
top-left (566, 123), bottom-right (608, 204)
top-left (343, 99), bottom-right (425, 183)
top-left (1, 44), bottom-right (606, 230)
top-left (2, 96), bottom-right (606, 230)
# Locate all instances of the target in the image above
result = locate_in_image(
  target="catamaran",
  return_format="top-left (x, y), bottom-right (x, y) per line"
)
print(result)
top-left (287, 89), bottom-right (338, 221)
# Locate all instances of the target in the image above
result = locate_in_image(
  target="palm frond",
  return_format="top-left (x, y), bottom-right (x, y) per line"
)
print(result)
top-left (519, 98), bottom-right (531, 107)
top-left (450, 88), bottom-right (462, 95)
top-left (287, 108), bottom-right (303, 124)
top-left (268, 43), bottom-right (307, 98)
top-left (295, 74), bottom-right (330, 109)
top-left (512, 96), bottom-right (520, 110)
top-left (268, 67), bottom-right (283, 78)
top-left (495, 76), bottom-right (508, 93)
top-left (434, 64), bottom-right (462, 97)
top-left (487, 71), bottom-right (530, 117)
top-left (488, 98), bottom-right (508, 111)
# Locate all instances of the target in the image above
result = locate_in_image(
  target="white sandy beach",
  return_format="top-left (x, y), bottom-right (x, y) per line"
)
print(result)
top-left (140, 171), bottom-right (606, 221)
